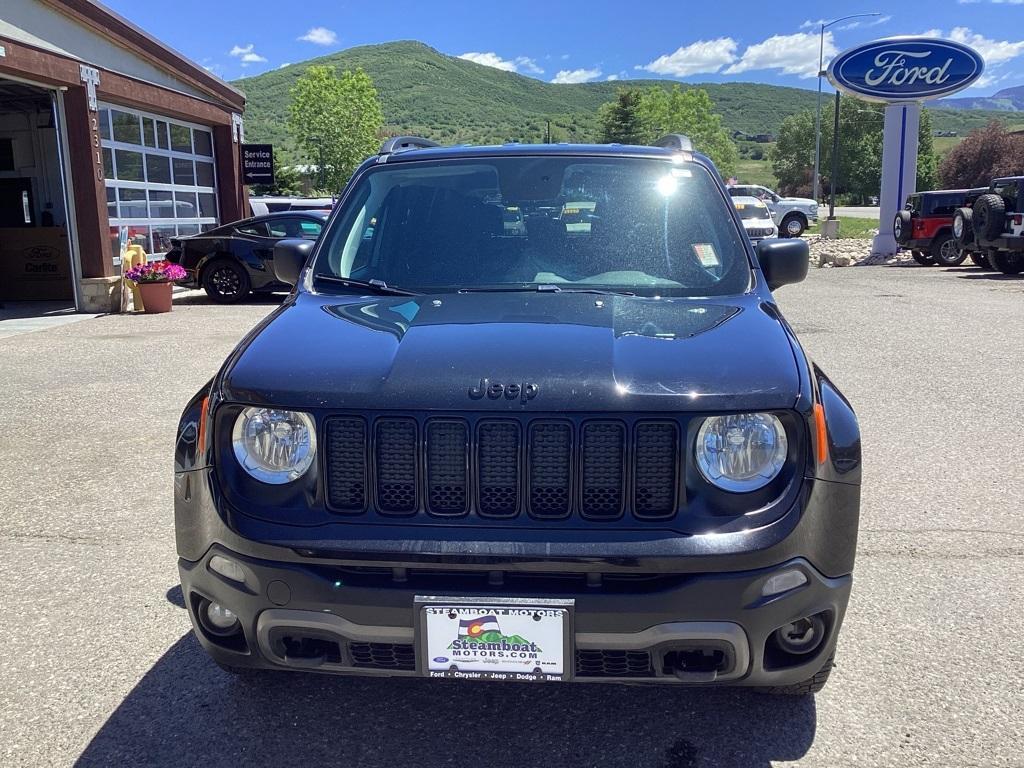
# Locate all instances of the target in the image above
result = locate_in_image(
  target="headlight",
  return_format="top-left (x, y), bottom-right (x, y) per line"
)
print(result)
top-left (695, 413), bottom-right (788, 492)
top-left (232, 407), bottom-right (317, 484)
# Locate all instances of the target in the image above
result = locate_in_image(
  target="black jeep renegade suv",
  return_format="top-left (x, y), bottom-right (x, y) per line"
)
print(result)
top-left (174, 136), bottom-right (860, 693)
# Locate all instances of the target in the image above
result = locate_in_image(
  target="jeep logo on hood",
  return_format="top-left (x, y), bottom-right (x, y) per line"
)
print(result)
top-left (468, 378), bottom-right (539, 403)
top-left (827, 37), bottom-right (984, 102)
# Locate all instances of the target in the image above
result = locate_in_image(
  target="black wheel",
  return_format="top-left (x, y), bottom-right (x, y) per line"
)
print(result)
top-left (953, 208), bottom-right (974, 248)
top-left (780, 214), bottom-right (806, 238)
top-left (202, 258), bottom-right (251, 303)
top-left (973, 194), bottom-right (1006, 241)
top-left (761, 654), bottom-right (835, 695)
top-left (893, 210), bottom-right (913, 244)
top-left (912, 250), bottom-right (934, 266)
top-left (931, 234), bottom-right (966, 266)
top-left (969, 251), bottom-right (990, 268)
top-left (990, 250), bottom-right (1024, 275)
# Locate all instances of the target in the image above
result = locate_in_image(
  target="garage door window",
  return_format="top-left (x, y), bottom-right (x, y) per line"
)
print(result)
top-left (100, 103), bottom-right (219, 256)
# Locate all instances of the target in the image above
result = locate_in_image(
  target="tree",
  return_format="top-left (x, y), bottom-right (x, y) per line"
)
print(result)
top-left (597, 89), bottom-right (647, 145)
top-left (287, 66), bottom-right (384, 194)
top-left (597, 86), bottom-right (739, 176)
top-left (250, 153), bottom-right (303, 196)
top-left (636, 86), bottom-right (739, 177)
top-left (939, 121), bottom-right (1024, 188)
top-left (771, 100), bottom-right (939, 201)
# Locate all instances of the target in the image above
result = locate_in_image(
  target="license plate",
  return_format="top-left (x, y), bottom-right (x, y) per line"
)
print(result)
top-left (415, 596), bottom-right (573, 682)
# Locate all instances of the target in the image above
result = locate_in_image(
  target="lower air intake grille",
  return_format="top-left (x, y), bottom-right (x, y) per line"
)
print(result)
top-left (426, 420), bottom-right (468, 515)
top-left (348, 642), bottom-right (416, 671)
top-left (324, 417), bottom-right (367, 512)
top-left (575, 649), bottom-right (654, 677)
top-left (374, 418), bottom-right (417, 514)
top-left (633, 422), bottom-right (679, 519)
top-left (528, 422), bottom-right (572, 518)
top-left (581, 422), bottom-right (626, 519)
top-left (477, 421), bottom-right (520, 517)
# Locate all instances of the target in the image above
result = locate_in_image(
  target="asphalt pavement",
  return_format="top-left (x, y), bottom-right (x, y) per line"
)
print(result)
top-left (1, 269), bottom-right (1022, 768)
top-left (832, 206), bottom-right (880, 220)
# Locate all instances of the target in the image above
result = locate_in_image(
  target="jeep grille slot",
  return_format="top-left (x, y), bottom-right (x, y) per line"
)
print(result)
top-left (633, 422), bottom-right (679, 519)
top-left (477, 421), bottom-right (520, 517)
top-left (528, 422), bottom-right (573, 518)
top-left (425, 420), bottom-right (469, 515)
top-left (374, 418), bottom-right (418, 514)
top-left (580, 421), bottom-right (626, 519)
top-left (324, 417), bottom-right (368, 512)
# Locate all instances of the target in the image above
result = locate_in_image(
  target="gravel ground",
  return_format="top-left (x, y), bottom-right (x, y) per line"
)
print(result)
top-left (1, 269), bottom-right (1022, 768)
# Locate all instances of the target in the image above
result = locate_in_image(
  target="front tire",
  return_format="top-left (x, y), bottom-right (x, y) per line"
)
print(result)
top-left (761, 654), bottom-right (835, 695)
top-left (970, 251), bottom-right (990, 268)
top-left (781, 214), bottom-right (807, 238)
top-left (990, 250), bottom-right (1024, 275)
top-left (931, 234), bottom-right (965, 266)
top-left (202, 258), bottom-right (251, 304)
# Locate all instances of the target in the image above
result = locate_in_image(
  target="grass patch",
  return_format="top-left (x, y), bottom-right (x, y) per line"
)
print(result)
top-left (806, 217), bottom-right (879, 239)
top-left (733, 158), bottom-right (777, 187)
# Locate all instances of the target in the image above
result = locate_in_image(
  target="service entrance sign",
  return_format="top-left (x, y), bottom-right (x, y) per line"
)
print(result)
top-left (826, 37), bottom-right (984, 257)
top-left (241, 144), bottom-right (274, 186)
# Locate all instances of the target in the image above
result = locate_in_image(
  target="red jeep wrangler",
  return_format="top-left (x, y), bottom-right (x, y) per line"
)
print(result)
top-left (894, 189), bottom-right (986, 267)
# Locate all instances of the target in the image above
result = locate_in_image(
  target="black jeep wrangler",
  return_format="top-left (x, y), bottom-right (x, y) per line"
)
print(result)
top-left (954, 177), bottom-right (1024, 274)
top-left (175, 136), bottom-right (861, 694)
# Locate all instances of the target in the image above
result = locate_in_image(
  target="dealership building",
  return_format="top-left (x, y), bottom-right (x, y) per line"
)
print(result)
top-left (1, 0), bottom-right (248, 311)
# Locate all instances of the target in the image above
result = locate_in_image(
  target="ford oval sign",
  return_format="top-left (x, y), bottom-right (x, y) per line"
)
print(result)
top-left (827, 37), bottom-right (984, 102)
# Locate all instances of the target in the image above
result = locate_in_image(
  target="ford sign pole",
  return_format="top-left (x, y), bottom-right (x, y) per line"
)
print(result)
top-left (826, 37), bottom-right (984, 258)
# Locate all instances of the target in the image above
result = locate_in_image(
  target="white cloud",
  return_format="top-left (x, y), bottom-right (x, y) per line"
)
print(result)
top-left (801, 14), bottom-right (890, 30)
top-left (725, 32), bottom-right (837, 78)
top-left (606, 74), bottom-right (619, 81)
top-left (278, 62), bottom-right (291, 69)
top-left (298, 27), bottom-right (338, 46)
top-left (947, 27), bottom-right (1024, 65)
top-left (551, 67), bottom-right (602, 84)
top-left (638, 38), bottom-right (738, 77)
top-left (458, 52), bottom-right (544, 74)
top-left (229, 43), bottom-right (267, 64)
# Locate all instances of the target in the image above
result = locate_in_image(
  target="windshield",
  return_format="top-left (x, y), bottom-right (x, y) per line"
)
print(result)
top-left (734, 202), bottom-right (771, 220)
top-left (314, 156), bottom-right (751, 297)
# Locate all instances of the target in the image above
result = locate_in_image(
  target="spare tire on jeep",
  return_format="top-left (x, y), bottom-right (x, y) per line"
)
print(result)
top-left (893, 210), bottom-right (913, 244)
top-left (973, 194), bottom-right (1006, 241)
top-left (953, 208), bottom-right (974, 248)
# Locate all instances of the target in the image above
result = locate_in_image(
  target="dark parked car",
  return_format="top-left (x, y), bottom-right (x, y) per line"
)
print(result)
top-left (954, 177), bottom-right (1024, 274)
top-left (166, 211), bottom-right (328, 302)
top-left (175, 136), bottom-right (860, 694)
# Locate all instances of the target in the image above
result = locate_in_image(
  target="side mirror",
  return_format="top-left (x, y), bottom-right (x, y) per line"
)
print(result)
top-left (273, 238), bottom-right (314, 285)
top-left (756, 238), bottom-right (809, 291)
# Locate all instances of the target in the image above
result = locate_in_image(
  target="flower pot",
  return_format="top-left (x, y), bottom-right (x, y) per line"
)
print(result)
top-left (137, 281), bottom-right (174, 314)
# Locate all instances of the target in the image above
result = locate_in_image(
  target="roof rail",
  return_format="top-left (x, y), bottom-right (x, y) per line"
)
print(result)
top-left (378, 136), bottom-right (441, 155)
top-left (653, 134), bottom-right (693, 152)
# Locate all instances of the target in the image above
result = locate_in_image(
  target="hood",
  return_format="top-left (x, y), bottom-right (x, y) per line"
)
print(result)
top-left (781, 196), bottom-right (817, 207)
top-left (221, 292), bottom-right (802, 412)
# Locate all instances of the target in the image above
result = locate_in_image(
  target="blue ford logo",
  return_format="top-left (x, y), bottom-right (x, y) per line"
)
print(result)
top-left (433, 656), bottom-right (449, 663)
top-left (827, 37), bottom-right (984, 102)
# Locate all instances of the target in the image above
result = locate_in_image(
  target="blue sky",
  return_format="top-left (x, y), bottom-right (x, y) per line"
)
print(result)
top-left (104, 0), bottom-right (1024, 93)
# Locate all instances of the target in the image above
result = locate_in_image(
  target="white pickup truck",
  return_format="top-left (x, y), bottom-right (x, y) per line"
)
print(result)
top-left (727, 184), bottom-right (818, 237)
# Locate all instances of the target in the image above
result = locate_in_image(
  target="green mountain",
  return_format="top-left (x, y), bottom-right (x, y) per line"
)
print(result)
top-left (233, 40), bottom-right (1017, 163)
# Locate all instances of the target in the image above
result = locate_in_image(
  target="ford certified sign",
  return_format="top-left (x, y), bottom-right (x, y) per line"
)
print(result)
top-left (827, 37), bottom-right (984, 102)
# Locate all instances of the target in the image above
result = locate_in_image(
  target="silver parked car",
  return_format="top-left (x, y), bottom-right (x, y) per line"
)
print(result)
top-left (728, 184), bottom-right (818, 237)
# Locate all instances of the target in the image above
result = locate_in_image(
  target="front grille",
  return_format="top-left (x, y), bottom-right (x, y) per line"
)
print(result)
top-left (348, 642), bottom-right (415, 670)
top-left (747, 227), bottom-right (774, 238)
top-left (324, 414), bottom-right (683, 522)
top-left (575, 649), bottom-right (654, 677)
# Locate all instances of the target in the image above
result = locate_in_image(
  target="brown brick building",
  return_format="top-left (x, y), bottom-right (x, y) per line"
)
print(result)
top-left (1, 0), bottom-right (247, 310)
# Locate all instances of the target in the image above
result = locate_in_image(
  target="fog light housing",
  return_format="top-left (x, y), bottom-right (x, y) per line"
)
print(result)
top-left (209, 555), bottom-right (245, 583)
top-left (761, 569), bottom-right (808, 597)
top-left (773, 613), bottom-right (826, 655)
top-left (197, 597), bottom-right (241, 637)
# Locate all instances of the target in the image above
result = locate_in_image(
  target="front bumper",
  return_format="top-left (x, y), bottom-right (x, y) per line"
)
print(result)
top-left (180, 546), bottom-right (850, 686)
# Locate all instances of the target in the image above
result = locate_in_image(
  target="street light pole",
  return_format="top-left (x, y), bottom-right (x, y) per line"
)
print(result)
top-left (811, 12), bottom-right (881, 204)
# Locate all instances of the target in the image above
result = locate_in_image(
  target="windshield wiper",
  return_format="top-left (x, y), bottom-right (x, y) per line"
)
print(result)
top-left (312, 274), bottom-right (419, 296)
top-left (459, 285), bottom-right (636, 296)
